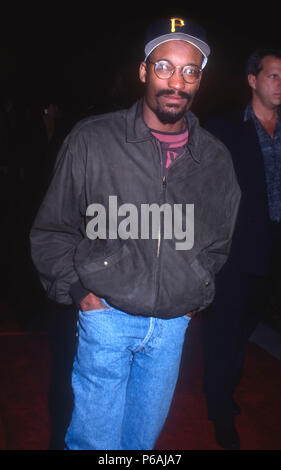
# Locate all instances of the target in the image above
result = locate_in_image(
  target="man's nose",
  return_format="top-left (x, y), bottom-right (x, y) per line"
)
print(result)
top-left (168, 68), bottom-right (185, 90)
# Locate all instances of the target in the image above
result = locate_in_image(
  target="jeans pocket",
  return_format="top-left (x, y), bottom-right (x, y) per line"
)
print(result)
top-left (79, 306), bottom-right (112, 316)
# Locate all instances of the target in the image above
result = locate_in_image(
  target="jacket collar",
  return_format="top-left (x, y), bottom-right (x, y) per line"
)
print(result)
top-left (126, 99), bottom-right (202, 163)
top-left (126, 99), bottom-right (152, 143)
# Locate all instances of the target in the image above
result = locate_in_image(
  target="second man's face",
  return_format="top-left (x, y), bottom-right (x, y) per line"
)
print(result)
top-left (249, 56), bottom-right (281, 109)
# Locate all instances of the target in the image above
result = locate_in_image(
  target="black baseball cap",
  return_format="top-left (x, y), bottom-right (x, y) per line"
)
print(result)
top-left (144, 17), bottom-right (210, 68)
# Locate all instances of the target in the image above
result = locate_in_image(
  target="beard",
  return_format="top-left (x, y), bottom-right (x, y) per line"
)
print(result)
top-left (155, 104), bottom-right (187, 124)
top-left (154, 89), bottom-right (193, 124)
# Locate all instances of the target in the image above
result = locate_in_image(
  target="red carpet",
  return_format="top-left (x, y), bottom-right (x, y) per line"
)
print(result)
top-left (0, 305), bottom-right (281, 451)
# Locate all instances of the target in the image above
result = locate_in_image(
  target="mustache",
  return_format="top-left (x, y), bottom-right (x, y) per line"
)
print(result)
top-left (156, 89), bottom-right (192, 100)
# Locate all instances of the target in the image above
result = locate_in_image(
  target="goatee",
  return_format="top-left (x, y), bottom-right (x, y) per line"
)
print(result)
top-left (155, 89), bottom-right (193, 124)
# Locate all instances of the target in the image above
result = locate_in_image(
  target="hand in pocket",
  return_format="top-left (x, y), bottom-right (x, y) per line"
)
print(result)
top-left (80, 293), bottom-right (106, 312)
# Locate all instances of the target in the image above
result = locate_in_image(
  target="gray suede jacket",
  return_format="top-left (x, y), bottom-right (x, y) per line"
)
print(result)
top-left (30, 100), bottom-right (241, 318)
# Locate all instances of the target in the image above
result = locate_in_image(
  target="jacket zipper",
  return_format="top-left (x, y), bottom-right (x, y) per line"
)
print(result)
top-left (155, 144), bottom-right (189, 257)
top-left (152, 138), bottom-right (168, 313)
top-left (152, 139), bottom-right (188, 313)
top-left (156, 175), bottom-right (166, 257)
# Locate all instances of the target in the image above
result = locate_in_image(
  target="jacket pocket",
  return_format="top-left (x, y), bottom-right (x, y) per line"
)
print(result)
top-left (190, 256), bottom-right (215, 309)
top-left (83, 243), bottom-right (130, 275)
top-left (74, 239), bottom-right (130, 275)
top-left (74, 239), bottom-right (154, 314)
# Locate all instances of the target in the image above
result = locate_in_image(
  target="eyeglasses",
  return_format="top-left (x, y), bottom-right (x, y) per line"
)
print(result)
top-left (147, 59), bottom-right (202, 84)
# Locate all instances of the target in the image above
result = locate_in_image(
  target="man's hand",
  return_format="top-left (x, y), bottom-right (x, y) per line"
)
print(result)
top-left (80, 293), bottom-right (106, 312)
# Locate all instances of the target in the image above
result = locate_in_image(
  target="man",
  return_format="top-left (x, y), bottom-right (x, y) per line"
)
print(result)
top-left (30, 17), bottom-right (240, 450)
top-left (202, 49), bottom-right (281, 450)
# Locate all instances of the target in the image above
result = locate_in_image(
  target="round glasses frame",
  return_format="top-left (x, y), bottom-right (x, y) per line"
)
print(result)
top-left (147, 59), bottom-right (202, 84)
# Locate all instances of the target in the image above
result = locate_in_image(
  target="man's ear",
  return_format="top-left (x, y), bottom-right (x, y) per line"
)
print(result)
top-left (139, 61), bottom-right (147, 84)
top-left (248, 74), bottom-right (256, 91)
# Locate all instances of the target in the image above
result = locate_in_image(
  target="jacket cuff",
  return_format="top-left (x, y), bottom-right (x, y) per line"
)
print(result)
top-left (69, 280), bottom-right (91, 307)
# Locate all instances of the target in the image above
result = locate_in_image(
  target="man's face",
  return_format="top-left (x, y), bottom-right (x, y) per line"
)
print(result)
top-left (248, 56), bottom-right (281, 109)
top-left (139, 40), bottom-right (203, 126)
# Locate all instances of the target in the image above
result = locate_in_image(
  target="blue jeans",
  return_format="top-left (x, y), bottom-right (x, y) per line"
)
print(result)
top-left (65, 303), bottom-right (190, 450)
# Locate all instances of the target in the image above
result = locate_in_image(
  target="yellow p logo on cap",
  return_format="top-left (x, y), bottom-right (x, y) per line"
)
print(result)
top-left (170, 18), bottom-right (185, 33)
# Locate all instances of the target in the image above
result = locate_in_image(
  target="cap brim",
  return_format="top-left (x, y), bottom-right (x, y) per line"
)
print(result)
top-left (144, 33), bottom-right (210, 68)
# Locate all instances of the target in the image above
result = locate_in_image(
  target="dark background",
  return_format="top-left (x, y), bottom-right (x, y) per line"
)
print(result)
top-left (1, 2), bottom-right (281, 122)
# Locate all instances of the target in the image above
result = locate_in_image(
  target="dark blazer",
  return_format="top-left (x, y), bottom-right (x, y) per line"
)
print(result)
top-left (204, 109), bottom-right (272, 276)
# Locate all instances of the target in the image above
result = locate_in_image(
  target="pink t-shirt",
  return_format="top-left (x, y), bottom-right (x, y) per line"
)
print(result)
top-left (151, 127), bottom-right (189, 176)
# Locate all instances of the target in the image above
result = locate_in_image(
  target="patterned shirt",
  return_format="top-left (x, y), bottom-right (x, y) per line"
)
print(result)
top-left (150, 127), bottom-right (189, 177)
top-left (244, 103), bottom-right (281, 222)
